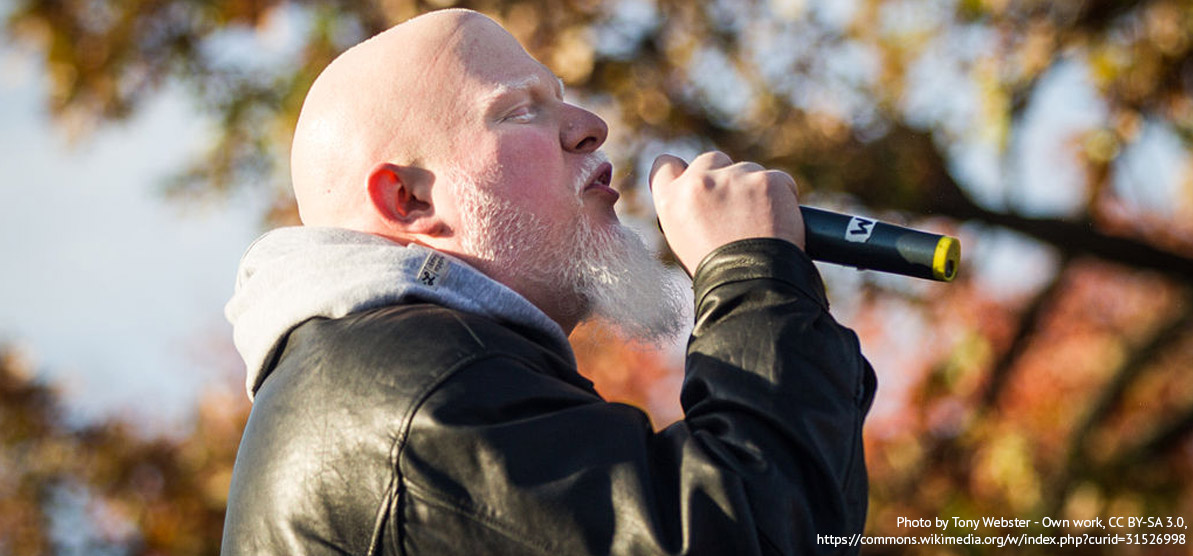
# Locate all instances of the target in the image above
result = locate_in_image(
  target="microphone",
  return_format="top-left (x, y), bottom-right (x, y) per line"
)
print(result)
top-left (801, 207), bottom-right (960, 282)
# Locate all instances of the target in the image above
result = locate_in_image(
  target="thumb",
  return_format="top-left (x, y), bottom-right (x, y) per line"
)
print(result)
top-left (649, 154), bottom-right (688, 191)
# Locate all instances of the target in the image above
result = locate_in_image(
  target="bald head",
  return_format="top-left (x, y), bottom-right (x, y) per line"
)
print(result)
top-left (285, 9), bottom-right (662, 335)
top-left (290, 9), bottom-right (499, 227)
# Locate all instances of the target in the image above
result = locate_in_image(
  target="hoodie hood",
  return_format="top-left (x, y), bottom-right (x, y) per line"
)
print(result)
top-left (225, 226), bottom-right (573, 399)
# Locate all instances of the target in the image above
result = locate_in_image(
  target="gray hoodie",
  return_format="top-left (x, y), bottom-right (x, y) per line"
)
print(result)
top-left (224, 226), bottom-right (573, 399)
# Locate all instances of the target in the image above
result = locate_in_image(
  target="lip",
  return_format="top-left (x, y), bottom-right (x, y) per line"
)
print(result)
top-left (582, 162), bottom-right (619, 202)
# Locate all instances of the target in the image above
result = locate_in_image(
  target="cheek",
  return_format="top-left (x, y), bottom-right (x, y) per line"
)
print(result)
top-left (492, 130), bottom-right (559, 181)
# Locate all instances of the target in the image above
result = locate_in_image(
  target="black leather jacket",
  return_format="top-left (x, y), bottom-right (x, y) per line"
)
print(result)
top-left (221, 239), bottom-right (877, 555)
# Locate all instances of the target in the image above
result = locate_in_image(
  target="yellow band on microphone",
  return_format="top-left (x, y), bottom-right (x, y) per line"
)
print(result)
top-left (932, 236), bottom-right (961, 282)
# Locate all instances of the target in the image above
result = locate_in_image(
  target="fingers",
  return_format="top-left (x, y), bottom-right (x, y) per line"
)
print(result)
top-left (687, 151), bottom-right (733, 172)
top-left (651, 151), bottom-right (744, 190)
top-left (649, 150), bottom-right (806, 272)
top-left (765, 169), bottom-right (799, 198)
top-left (649, 154), bottom-right (688, 191)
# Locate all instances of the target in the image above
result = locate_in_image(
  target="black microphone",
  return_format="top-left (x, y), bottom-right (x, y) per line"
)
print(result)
top-left (801, 206), bottom-right (960, 282)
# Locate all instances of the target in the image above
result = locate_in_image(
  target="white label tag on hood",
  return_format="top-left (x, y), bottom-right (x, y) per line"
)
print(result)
top-left (416, 252), bottom-right (450, 287)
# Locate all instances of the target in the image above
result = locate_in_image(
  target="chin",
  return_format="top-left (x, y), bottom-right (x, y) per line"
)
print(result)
top-left (580, 202), bottom-right (620, 227)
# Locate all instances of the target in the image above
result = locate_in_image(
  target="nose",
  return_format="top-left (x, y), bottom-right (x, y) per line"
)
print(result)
top-left (560, 104), bottom-right (608, 154)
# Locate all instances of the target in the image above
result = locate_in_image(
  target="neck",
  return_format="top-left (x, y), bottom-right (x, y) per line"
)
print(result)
top-left (502, 273), bottom-right (585, 336)
top-left (440, 248), bottom-right (584, 335)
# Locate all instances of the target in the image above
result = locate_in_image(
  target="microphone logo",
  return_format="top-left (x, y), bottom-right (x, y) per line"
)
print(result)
top-left (845, 216), bottom-right (876, 243)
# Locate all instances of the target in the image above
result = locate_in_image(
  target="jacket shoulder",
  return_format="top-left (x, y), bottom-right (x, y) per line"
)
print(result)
top-left (278, 303), bottom-right (568, 396)
top-left (222, 303), bottom-right (562, 555)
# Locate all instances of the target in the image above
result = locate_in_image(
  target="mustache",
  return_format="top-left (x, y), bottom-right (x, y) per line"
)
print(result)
top-left (571, 150), bottom-right (611, 195)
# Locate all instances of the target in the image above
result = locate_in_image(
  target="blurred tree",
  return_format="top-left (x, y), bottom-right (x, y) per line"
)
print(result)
top-left (0, 346), bottom-right (249, 554)
top-left (6, 0), bottom-right (1193, 554)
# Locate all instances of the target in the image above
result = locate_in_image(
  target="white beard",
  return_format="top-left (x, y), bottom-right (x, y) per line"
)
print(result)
top-left (449, 158), bottom-right (688, 344)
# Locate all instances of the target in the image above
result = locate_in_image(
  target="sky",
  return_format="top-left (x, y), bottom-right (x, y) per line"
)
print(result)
top-left (0, 39), bottom-right (268, 433)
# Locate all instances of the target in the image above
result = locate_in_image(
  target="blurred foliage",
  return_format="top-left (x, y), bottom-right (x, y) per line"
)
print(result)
top-left (0, 348), bottom-right (247, 555)
top-left (6, 0), bottom-right (1193, 554)
top-left (571, 321), bottom-right (685, 428)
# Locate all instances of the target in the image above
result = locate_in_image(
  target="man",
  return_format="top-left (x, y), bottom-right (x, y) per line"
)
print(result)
top-left (222, 8), bottom-right (876, 555)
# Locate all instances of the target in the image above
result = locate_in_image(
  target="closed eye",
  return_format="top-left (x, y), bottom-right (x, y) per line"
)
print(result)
top-left (502, 105), bottom-right (537, 122)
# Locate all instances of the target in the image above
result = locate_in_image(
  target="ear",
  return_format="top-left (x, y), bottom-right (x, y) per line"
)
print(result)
top-left (366, 162), bottom-right (442, 236)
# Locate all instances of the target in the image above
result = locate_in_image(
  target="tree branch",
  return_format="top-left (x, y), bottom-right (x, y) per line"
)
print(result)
top-left (1044, 301), bottom-right (1193, 514)
top-left (978, 257), bottom-right (1071, 410)
top-left (861, 126), bottom-right (1193, 284)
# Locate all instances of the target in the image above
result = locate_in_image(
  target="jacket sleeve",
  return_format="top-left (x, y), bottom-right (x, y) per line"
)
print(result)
top-left (396, 239), bottom-right (877, 556)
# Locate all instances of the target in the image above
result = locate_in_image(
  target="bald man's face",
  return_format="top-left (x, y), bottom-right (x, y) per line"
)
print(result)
top-left (415, 16), bottom-right (684, 337)
top-left (427, 19), bottom-right (615, 239)
top-left (290, 10), bottom-right (683, 334)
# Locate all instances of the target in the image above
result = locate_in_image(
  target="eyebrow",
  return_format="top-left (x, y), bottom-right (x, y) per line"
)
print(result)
top-left (480, 71), bottom-right (565, 108)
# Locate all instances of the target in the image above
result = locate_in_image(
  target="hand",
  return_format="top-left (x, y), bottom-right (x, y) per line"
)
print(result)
top-left (649, 151), bottom-right (805, 274)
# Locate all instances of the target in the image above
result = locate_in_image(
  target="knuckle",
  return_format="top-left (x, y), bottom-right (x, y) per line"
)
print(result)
top-left (742, 168), bottom-right (771, 188)
top-left (697, 150), bottom-right (732, 166)
top-left (734, 161), bottom-right (765, 173)
top-left (765, 169), bottom-right (796, 187)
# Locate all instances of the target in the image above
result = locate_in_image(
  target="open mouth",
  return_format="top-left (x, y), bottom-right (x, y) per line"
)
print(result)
top-left (583, 162), bottom-right (615, 193)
